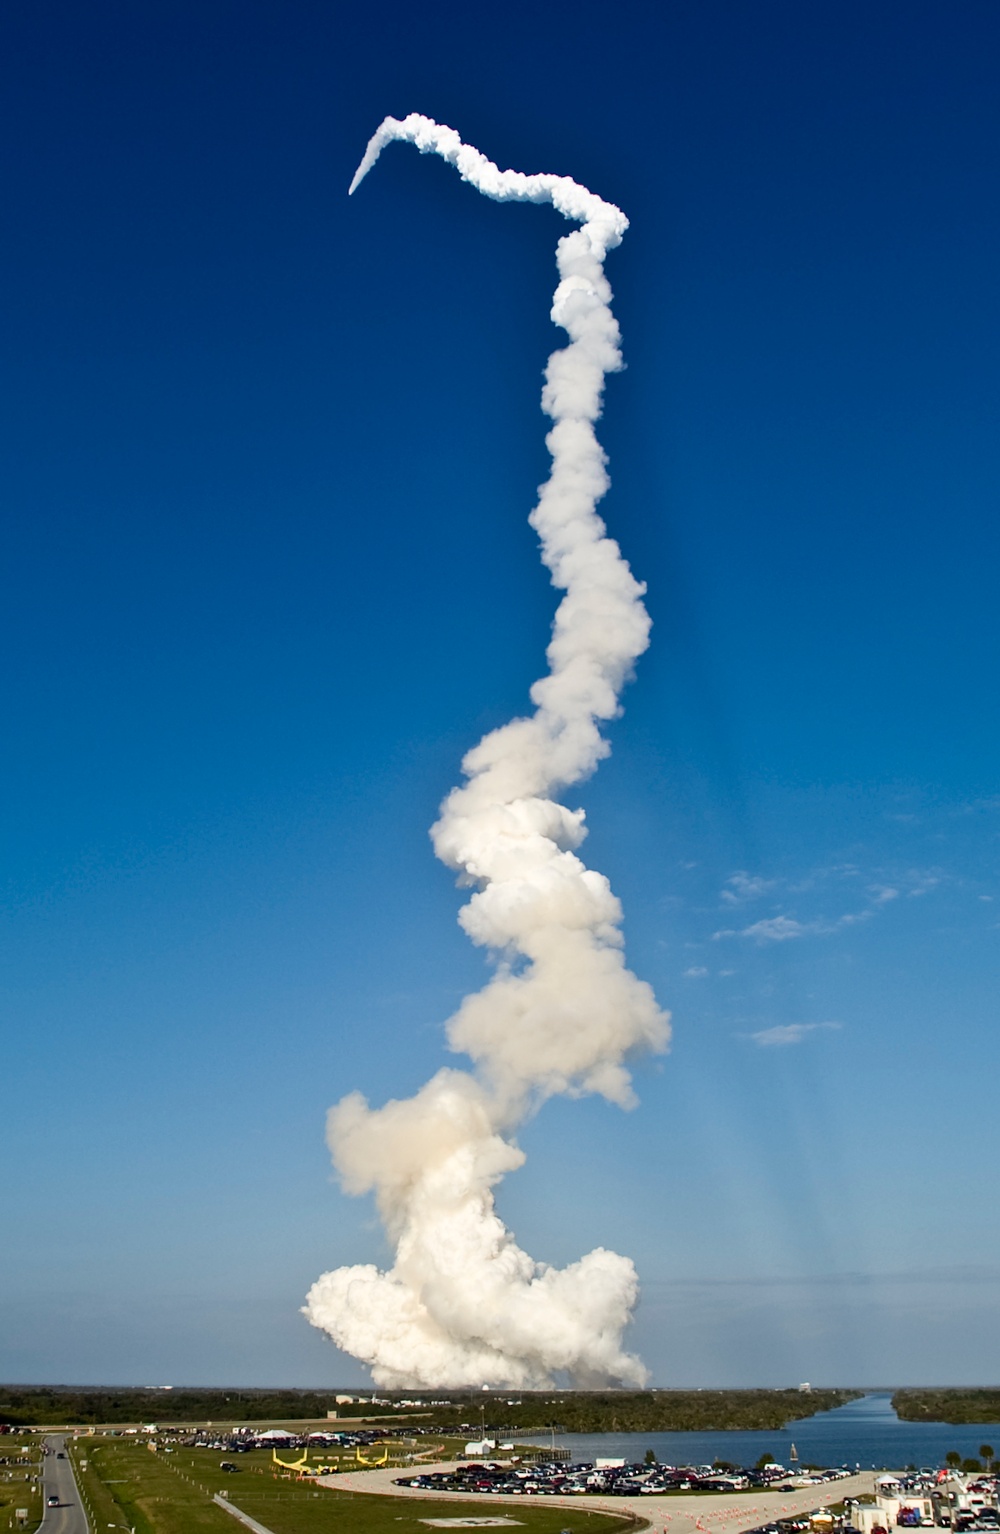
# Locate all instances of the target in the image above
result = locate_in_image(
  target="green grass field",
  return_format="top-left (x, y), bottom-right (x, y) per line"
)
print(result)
top-left (68, 1438), bottom-right (640, 1534)
top-left (0, 1437), bottom-right (42, 1533)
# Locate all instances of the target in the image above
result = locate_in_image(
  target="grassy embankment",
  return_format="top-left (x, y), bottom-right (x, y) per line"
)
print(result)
top-left (0, 1437), bottom-right (42, 1533)
top-left (893, 1391), bottom-right (1000, 1425)
top-left (68, 1437), bottom-right (640, 1534)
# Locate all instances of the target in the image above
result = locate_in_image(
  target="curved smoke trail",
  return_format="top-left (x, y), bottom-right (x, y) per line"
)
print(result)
top-left (304, 116), bottom-right (669, 1389)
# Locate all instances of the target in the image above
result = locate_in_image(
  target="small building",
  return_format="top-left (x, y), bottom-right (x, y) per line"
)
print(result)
top-left (852, 1495), bottom-right (934, 1534)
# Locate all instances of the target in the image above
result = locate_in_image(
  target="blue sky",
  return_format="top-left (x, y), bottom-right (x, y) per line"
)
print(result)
top-left (2, 0), bottom-right (999, 1388)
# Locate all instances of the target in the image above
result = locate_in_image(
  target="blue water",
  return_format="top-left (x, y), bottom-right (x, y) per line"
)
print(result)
top-left (533, 1393), bottom-right (1000, 1471)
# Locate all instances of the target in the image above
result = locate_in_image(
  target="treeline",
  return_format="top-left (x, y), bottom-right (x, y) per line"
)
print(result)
top-left (427, 1389), bottom-right (861, 1433)
top-left (0, 1385), bottom-right (861, 1431)
top-left (893, 1390), bottom-right (1000, 1425)
top-left (509, 1389), bottom-right (854, 1433)
top-left (0, 1388), bottom-right (349, 1426)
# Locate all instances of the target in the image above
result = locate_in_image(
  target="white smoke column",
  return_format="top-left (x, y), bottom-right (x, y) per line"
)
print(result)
top-left (304, 116), bottom-right (669, 1388)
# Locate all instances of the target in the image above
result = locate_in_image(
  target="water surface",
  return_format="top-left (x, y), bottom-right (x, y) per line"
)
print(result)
top-left (530, 1393), bottom-right (1000, 1470)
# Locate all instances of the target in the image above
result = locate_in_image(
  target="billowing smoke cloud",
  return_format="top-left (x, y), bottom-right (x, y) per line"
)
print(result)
top-left (304, 115), bottom-right (669, 1389)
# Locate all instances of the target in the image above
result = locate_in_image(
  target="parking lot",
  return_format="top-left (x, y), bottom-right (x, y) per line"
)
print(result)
top-left (322, 1462), bottom-right (879, 1534)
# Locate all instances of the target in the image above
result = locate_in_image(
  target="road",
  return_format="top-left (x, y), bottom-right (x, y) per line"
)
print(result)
top-left (39, 1437), bottom-right (89, 1534)
top-left (319, 1463), bottom-right (877, 1534)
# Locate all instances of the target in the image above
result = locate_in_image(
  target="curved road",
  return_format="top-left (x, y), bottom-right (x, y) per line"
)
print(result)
top-left (39, 1437), bottom-right (89, 1534)
top-left (319, 1463), bottom-right (877, 1534)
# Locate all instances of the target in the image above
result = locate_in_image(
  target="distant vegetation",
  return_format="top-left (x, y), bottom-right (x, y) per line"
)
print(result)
top-left (893, 1390), bottom-right (1000, 1424)
top-left (0, 1388), bottom-right (348, 1426)
top-left (0, 1385), bottom-right (860, 1431)
top-left (438, 1389), bottom-right (863, 1433)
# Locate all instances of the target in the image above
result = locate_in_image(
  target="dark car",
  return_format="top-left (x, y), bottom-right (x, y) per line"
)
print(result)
top-left (220, 1462), bottom-right (240, 1473)
top-left (47, 1495), bottom-right (59, 1506)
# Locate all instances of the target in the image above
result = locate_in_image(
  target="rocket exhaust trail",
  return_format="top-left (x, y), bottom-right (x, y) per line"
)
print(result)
top-left (304, 116), bottom-right (669, 1389)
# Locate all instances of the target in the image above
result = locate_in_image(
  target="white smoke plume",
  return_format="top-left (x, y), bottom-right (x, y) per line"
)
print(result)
top-left (304, 115), bottom-right (669, 1389)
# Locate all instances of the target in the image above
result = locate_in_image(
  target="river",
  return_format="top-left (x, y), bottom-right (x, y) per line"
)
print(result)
top-left (530, 1392), bottom-right (1000, 1470)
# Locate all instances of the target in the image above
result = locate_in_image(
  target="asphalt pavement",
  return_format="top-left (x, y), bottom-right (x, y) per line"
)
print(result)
top-left (39, 1437), bottom-right (90, 1534)
top-left (320, 1463), bottom-right (878, 1534)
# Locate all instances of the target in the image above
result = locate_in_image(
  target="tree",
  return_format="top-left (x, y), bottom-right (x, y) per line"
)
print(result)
top-left (946, 1452), bottom-right (962, 1468)
top-left (645, 1449), bottom-right (658, 1465)
top-left (979, 1445), bottom-right (994, 1468)
top-left (757, 1454), bottom-right (775, 1469)
top-left (961, 1459), bottom-right (982, 1473)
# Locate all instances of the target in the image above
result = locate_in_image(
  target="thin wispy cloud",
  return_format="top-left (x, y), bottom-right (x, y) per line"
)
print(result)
top-left (683, 965), bottom-right (709, 978)
top-left (714, 914), bottom-right (827, 943)
top-left (907, 870), bottom-right (941, 897)
top-left (953, 796), bottom-right (1000, 817)
top-left (720, 871), bottom-right (775, 905)
top-left (836, 908), bottom-right (874, 929)
top-left (711, 868), bottom-right (937, 944)
top-left (738, 915), bottom-right (818, 943)
top-left (747, 1021), bottom-right (842, 1048)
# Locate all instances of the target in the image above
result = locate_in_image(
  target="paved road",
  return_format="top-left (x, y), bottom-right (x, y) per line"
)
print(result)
top-left (320, 1463), bottom-right (877, 1534)
top-left (39, 1437), bottom-right (89, 1534)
